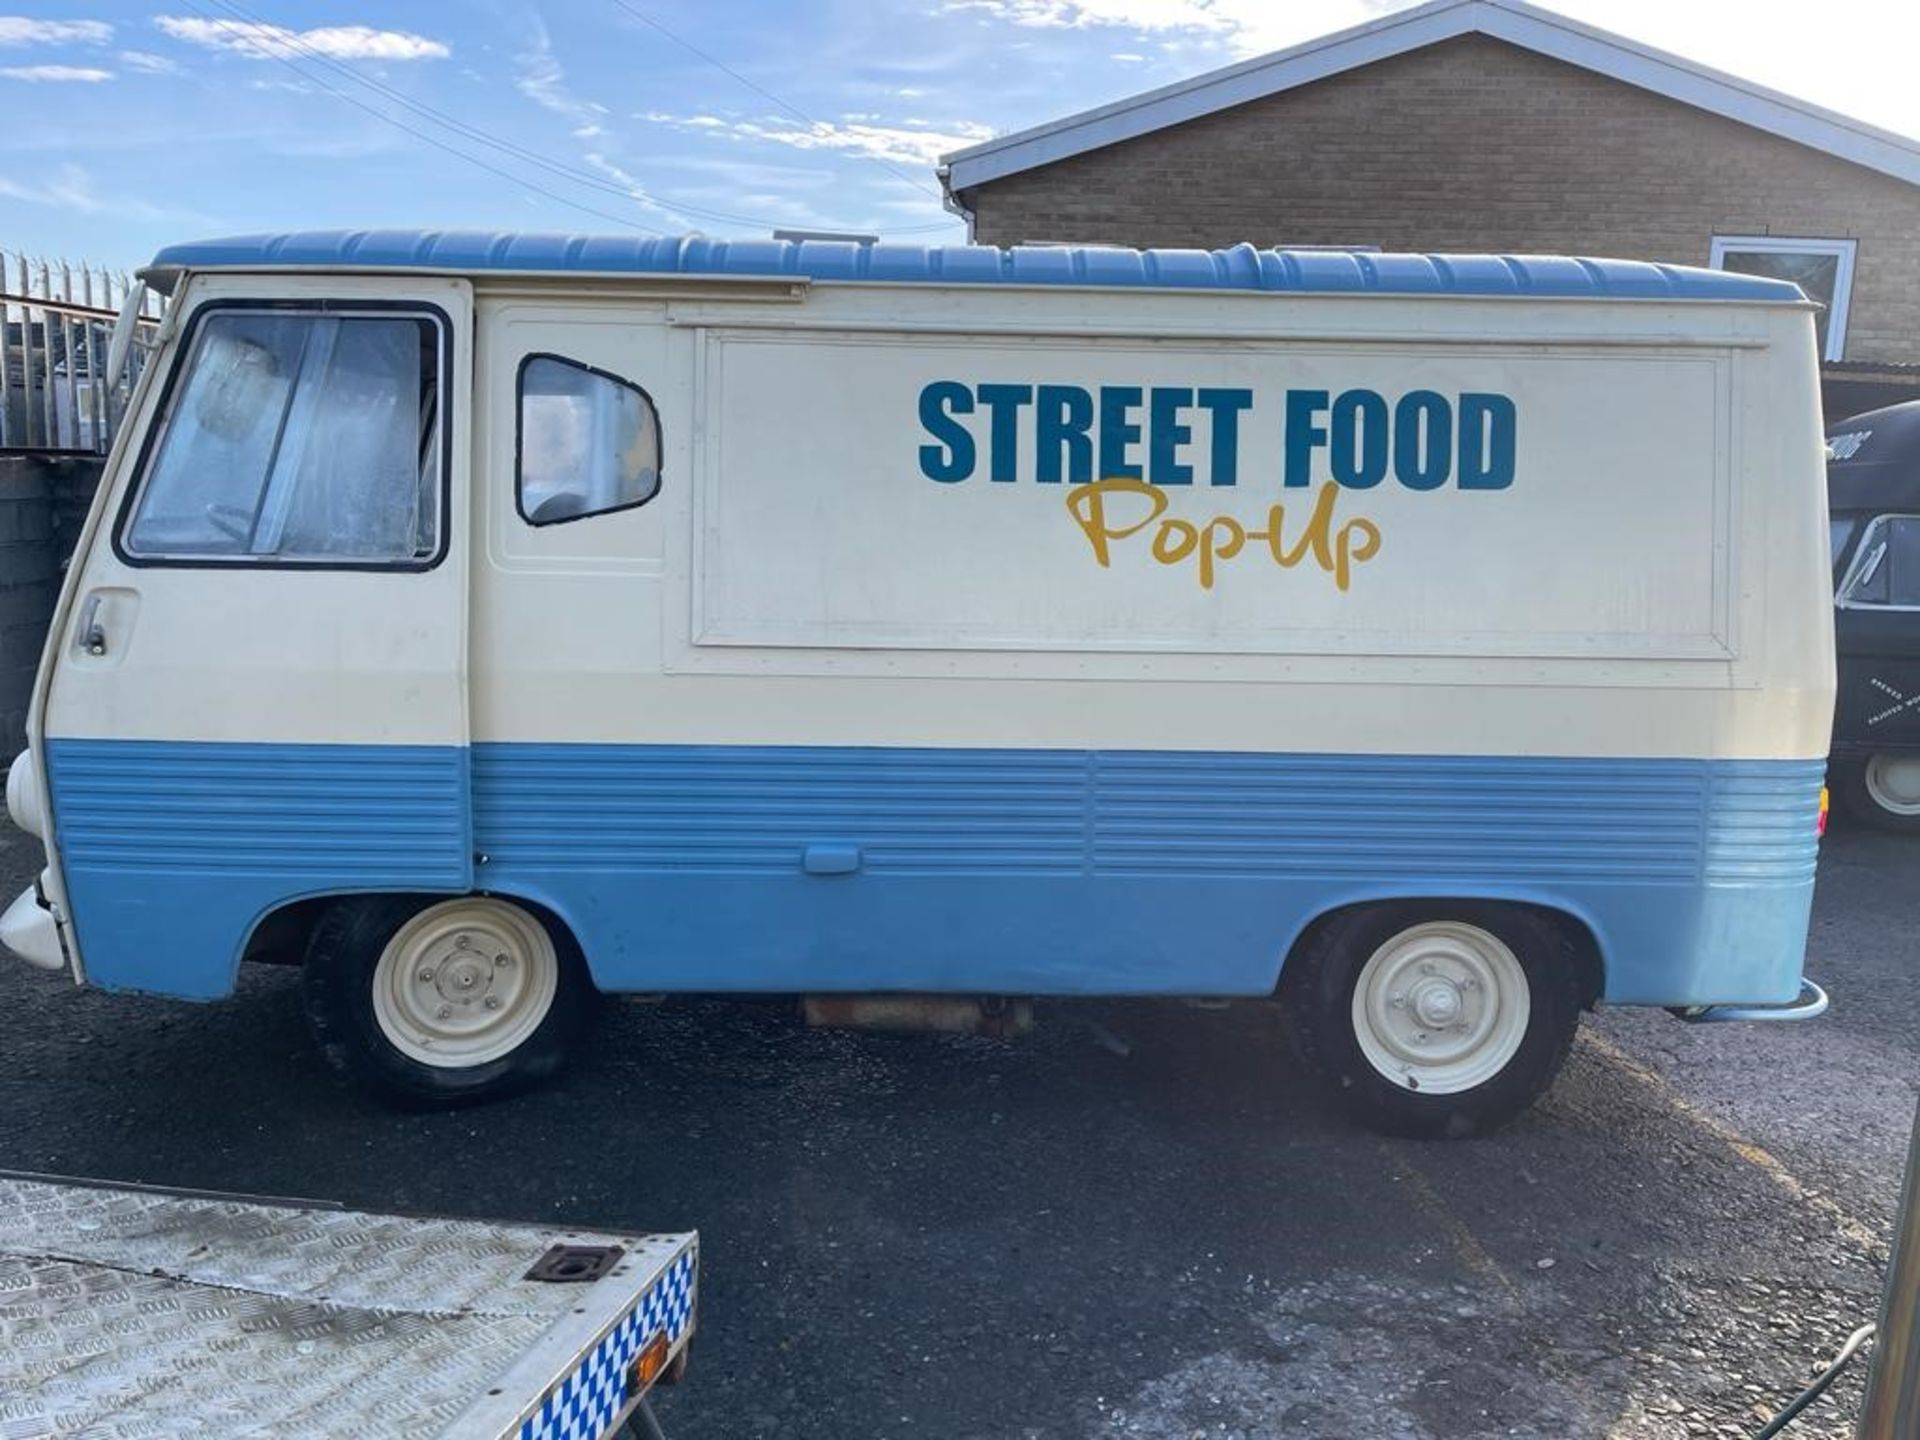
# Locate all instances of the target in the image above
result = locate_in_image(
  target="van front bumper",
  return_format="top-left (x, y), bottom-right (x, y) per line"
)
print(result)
top-left (1, 879), bottom-right (67, 972)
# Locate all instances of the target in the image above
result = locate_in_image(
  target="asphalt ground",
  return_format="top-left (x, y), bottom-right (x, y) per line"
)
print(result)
top-left (0, 821), bottom-right (1914, 1440)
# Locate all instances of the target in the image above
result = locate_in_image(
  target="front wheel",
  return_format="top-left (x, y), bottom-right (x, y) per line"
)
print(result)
top-left (1836, 752), bottom-right (1920, 834)
top-left (304, 894), bottom-right (593, 1107)
top-left (1288, 902), bottom-right (1582, 1140)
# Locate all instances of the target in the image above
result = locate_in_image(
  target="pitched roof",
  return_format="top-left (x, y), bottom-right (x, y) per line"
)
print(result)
top-left (143, 231), bottom-right (1804, 303)
top-left (940, 0), bottom-right (1920, 198)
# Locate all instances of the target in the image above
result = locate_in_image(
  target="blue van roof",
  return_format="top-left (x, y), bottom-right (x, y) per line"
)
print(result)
top-left (146, 231), bottom-right (1806, 303)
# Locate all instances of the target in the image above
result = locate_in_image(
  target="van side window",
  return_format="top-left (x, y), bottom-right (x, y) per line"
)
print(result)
top-left (517, 355), bottom-right (661, 526)
top-left (122, 308), bottom-right (444, 565)
top-left (1839, 514), bottom-right (1920, 608)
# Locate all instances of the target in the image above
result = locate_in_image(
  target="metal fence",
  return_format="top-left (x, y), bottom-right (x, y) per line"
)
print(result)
top-left (1, 250), bottom-right (164, 455)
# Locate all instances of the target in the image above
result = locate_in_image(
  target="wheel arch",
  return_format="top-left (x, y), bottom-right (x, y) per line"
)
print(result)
top-left (241, 886), bottom-right (591, 980)
top-left (1273, 888), bottom-right (1607, 1011)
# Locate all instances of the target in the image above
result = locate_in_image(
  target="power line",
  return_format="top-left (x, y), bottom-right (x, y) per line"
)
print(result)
top-left (193, 0), bottom-right (961, 237)
top-left (198, 0), bottom-right (846, 233)
top-left (175, 0), bottom-right (661, 233)
top-left (602, 0), bottom-right (949, 204)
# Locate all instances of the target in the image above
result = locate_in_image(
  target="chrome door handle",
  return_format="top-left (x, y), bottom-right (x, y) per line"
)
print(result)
top-left (78, 594), bottom-right (107, 656)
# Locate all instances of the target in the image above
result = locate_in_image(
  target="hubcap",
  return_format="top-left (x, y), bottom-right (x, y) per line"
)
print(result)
top-left (1351, 921), bottom-right (1531, 1094)
top-left (1865, 754), bottom-right (1920, 816)
top-left (371, 899), bottom-right (559, 1068)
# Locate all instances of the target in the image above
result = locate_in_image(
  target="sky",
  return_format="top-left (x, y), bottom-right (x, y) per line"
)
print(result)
top-left (2, 0), bottom-right (1918, 271)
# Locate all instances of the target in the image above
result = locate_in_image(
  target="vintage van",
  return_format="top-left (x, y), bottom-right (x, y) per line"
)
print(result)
top-left (1826, 399), bottom-right (1920, 831)
top-left (0, 234), bottom-right (1836, 1136)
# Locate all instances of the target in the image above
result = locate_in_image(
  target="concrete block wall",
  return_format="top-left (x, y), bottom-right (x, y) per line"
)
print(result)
top-left (961, 35), bottom-right (1920, 368)
top-left (0, 454), bottom-right (104, 746)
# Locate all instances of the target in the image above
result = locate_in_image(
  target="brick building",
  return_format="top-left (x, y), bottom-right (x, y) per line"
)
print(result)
top-left (938, 0), bottom-right (1920, 417)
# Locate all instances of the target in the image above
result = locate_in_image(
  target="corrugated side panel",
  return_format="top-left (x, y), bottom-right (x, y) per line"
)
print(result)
top-left (472, 744), bottom-right (1091, 875)
top-left (473, 745), bottom-right (1823, 884)
top-left (1090, 753), bottom-right (1712, 881)
top-left (49, 740), bottom-right (471, 880)
top-left (1701, 759), bottom-right (1828, 885)
top-left (46, 739), bottom-right (470, 998)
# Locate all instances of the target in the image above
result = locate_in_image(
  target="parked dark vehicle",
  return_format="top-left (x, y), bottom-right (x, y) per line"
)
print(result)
top-left (1827, 400), bottom-right (1920, 831)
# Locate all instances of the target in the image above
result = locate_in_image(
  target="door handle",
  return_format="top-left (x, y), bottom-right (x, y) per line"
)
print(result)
top-left (77, 593), bottom-right (107, 657)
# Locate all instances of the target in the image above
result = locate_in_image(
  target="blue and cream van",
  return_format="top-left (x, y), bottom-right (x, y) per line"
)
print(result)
top-left (1, 233), bottom-right (1836, 1135)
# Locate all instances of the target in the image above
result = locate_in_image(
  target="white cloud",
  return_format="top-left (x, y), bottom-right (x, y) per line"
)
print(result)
top-left (0, 163), bottom-right (196, 223)
top-left (118, 49), bottom-right (179, 74)
top-left (942, 0), bottom-right (1408, 58)
top-left (946, 0), bottom-right (1233, 45)
top-left (645, 111), bottom-right (996, 169)
top-left (0, 18), bottom-right (112, 47)
top-left (582, 151), bottom-right (853, 232)
top-left (153, 16), bottom-right (448, 62)
top-left (1, 64), bottom-right (113, 82)
top-left (515, 27), bottom-right (605, 126)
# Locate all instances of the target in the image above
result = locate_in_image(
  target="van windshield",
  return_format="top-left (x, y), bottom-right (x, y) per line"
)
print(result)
top-left (123, 309), bottom-right (441, 564)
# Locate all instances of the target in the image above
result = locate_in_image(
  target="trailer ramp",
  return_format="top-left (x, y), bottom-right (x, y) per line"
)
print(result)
top-left (0, 1174), bottom-right (696, 1439)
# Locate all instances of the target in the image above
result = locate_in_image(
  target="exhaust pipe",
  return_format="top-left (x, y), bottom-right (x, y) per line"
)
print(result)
top-left (802, 996), bottom-right (1033, 1039)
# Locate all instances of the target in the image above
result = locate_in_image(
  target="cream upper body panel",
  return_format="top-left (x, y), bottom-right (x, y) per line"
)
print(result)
top-left (46, 247), bottom-right (1832, 760)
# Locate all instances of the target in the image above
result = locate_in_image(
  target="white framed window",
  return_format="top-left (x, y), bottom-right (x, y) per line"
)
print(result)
top-left (515, 354), bottom-right (661, 527)
top-left (121, 305), bottom-right (446, 567)
top-left (1710, 235), bottom-right (1857, 362)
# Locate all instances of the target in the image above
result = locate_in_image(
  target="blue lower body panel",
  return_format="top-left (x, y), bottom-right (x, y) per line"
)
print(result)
top-left (45, 740), bottom-right (1824, 1007)
top-left (47, 741), bottom-right (471, 998)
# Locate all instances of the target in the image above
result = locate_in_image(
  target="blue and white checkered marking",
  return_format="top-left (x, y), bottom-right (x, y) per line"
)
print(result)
top-left (520, 1248), bottom-right (697, 1440)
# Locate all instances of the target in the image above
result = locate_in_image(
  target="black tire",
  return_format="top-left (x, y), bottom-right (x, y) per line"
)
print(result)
top-left (303, 894), bottom-right (593, 1108)
top-left (1834, 754), bottom-right (1920, 835)
top-left (1286, 900), bottom-right (1583, 1140)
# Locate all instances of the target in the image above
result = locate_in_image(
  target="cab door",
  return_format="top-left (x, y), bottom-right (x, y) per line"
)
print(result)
top-left (38, 273), bottom-right (474, 997)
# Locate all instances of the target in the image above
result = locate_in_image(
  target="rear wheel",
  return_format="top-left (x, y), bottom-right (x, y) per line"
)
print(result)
top-left (1289, 902), bottom-right (1582, 1139)
top-left (304, 895), bottom-right (592, 1107)
top-left (1837, 752), bottom-right (1920, 834)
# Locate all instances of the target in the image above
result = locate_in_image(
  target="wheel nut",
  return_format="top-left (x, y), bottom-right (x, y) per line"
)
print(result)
top-left (1413, 1031), bottom-right (1427, 1044)
top-left (1390, 993), bottom-right (1406, 1008)
top-left (455, 934), bottom-right (471, 950)
top-left (417, 968), bottom-right (434, 983)
top-left (436, 1005), bottom-right (452, 1019)
top-left (484, 996), bottom-right (502, 1010)
top-left (495, 954), bottom-right (509, 967)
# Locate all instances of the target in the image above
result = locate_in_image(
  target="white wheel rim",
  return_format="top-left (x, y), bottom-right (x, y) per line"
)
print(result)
top-left (1865, 754), bottom-right (1920, 816)
top-left (371, 899), bottom-right (559, 1069)
top-left (1351, 921), bottom-right (1531, 1095)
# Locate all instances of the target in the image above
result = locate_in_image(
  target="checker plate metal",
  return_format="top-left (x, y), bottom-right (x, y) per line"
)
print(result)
top-left (0, 1175), bottom-right (696, 1440)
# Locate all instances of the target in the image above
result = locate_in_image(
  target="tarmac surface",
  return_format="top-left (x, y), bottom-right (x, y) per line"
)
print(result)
top-left (0, 820), bottom-right (1913, 1439)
